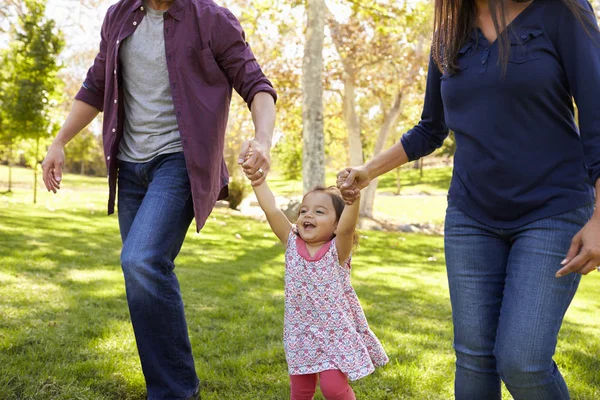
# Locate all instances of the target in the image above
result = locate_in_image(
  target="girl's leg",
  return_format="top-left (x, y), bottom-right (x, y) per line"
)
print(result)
top-left (290, 373), bottom-right (318, 400)
top-left (494, 205), bottom-right (592, 400)
top-left (444, 204), bottom-right (510, 400)
top-left (319, 370), bottom-right (356, 400)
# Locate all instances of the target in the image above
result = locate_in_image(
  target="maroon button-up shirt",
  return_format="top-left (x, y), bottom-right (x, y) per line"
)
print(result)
top-left (75, 0), bottom-right (277, 231)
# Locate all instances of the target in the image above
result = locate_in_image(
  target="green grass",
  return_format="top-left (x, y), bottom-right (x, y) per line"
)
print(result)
top-left (1, 166), bottom-right (599, 399)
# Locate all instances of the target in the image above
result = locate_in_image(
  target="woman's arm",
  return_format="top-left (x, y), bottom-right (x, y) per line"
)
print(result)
top-left (553, 0), bottom-right (600, 277)
top-left (252, 182), bottom-right (292, 244)
top-left (335, 195), bottom-right (360, 264)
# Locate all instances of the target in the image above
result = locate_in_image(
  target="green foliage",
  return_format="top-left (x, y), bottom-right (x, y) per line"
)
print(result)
top-left (226, 177), bottom-right (247, 210)
top-left (2, 0), bottom-right (64, 146)
top-left (64, 129), bottom-right (105, 176)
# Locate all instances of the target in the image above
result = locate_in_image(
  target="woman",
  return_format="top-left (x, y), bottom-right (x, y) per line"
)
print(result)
top-left (337, 0), bottom-right (600, 398)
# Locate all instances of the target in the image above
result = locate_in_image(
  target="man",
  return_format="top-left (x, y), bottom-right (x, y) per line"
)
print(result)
top-left (41, 0), bottom-right (276, 399)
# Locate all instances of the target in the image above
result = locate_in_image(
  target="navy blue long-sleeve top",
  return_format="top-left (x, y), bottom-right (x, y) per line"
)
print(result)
top-left (401, 0), bottom-right (600, 228)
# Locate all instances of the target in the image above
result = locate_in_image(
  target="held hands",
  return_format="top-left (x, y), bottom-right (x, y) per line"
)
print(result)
top-left (238, 139), bottom-right (270, 186)
top-left (41, 143), bottom-right (65, 193)
top-left (556, 214), bottom-right (600, 277)
top-left (336, 166), bottom-right (370, 205)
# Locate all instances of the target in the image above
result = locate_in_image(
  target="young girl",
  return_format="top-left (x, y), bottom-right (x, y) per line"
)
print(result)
top-left (242, 155), bottom-right (388, 400)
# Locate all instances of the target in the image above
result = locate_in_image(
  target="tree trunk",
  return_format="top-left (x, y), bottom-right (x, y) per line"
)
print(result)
top-left (328, 15), bottom-right (362, 167)
top-left (361, 92), bottom-right (403, 217)
top-left (302, 0), bottom-right (326, 194)
top-left (8, 140), bottom-right (13, 193)
top-left (343, 74), bottom-right (363, 167)
top-left (81, 160), bottom-right (85, 175)
top-left (33, 137), bottom-right (39, 204)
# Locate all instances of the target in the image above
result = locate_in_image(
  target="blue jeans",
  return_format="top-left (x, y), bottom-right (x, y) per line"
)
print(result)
top-left (444, 203), bottom-right (593, 400)
top-left (117, 152), bottom-right (199, 400)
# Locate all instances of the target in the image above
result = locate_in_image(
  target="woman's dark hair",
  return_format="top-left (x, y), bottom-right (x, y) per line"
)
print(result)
top-left (433, 0), bottom-right (599, 74)
top-left (301, 186), bottom-right (359, 247)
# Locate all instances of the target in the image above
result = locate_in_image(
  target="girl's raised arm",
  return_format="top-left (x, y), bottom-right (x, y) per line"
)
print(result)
top-left (253, 182), bottom-right (292, 244)
top-left (335, 195), bottom-right (360, 264)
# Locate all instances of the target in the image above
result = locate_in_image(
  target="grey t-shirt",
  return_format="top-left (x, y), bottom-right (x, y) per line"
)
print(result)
top-left (117, 3), bottom-right (183, 163)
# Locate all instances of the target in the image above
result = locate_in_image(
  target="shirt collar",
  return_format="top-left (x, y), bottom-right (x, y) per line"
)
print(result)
top-left (132, 0), bottom-right (185, 21)
top-left (166, 0), bottom-right (186, 21)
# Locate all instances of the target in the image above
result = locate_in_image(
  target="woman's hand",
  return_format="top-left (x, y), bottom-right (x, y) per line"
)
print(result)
top-left (336, 166), bottom-right (370, 205)
top-left (556, 215), bottom-right (600, 277)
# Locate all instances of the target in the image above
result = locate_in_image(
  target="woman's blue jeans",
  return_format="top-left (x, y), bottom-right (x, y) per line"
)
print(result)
top-left (444, 203), bottom-right (593, 400)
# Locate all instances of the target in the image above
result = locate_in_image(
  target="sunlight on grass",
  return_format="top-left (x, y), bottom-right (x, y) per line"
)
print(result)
top-left (374, 195), bottom-right (448, 224)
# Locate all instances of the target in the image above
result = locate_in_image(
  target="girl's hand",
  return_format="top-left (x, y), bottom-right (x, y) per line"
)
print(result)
top-left (336, 167), bottom-right (370, 205)
top-left (556, 215), bottom-right (600, 277)
top-left (239, 147), bottom-right (254, 181)
top-left (238, 139), bottom-right (270, 186)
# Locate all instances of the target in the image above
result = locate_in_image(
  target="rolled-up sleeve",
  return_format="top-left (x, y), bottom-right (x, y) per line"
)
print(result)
top-left (400, 55), bottom-right (449, 161)
top-left (555, 0), bottom-right (600, 183)
top-left (212, 8), bottom-right (277, 109)
top-left (74, 10), bottom-right (111, 111)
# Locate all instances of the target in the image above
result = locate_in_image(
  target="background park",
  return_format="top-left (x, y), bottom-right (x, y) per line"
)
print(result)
top-left (0, 0), bottom-right (599, 399)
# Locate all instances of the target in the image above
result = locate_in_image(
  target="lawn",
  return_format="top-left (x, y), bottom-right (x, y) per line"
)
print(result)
top-left (0, 166), bottom-right (599, 399)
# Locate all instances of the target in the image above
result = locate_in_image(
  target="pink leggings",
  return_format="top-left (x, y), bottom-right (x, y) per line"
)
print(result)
top-left (290, 370), bottom-right (356, 400)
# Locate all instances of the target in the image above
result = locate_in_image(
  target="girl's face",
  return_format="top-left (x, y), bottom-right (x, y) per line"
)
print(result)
top-left (296, 191), bottom-right (338, 244)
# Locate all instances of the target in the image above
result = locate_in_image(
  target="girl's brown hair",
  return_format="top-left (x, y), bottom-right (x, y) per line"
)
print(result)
top-left (433, 0), bottom-right (599, 74)
top-left (301, 186), bottom-right (359, 247)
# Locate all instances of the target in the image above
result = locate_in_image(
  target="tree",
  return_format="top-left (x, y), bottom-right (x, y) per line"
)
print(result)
top-left (327, 0), bottom-right (432, 217)
top-left (302, 0), bottom-right (326, 193)
top-left (2, 0), bottom-right (64, 203)
top-left (0, 47), bottom-right (14, 192)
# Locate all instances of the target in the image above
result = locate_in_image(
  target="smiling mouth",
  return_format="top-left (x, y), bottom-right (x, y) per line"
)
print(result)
top-left (303, 222), bottom-right (316, 230)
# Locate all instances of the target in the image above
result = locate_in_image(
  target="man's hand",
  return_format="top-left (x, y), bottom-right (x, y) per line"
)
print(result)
top-left (336, 166), bottom-right (370, 205)
top-left (42, 143), bottom-right (65, 193)
top-left (238, 139), bottom-right (270, 186)
top-left (556, 215), bottom-right (600, 277)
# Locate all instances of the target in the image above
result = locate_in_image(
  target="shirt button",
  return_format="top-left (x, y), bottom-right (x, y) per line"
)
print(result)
top-left (140, 6), bottom-right (144, 10)
top-left (520, 34), bottom-right (527, 40)
top-left (481, 59), bottom-right (487, 64)
top-left (116, 40), bottom-right (119, 45)
top-left (113, 69), bottom-right (117, 74)
top-left (112, 128), bottom-right (116, 132)
top-left (114, 99), bottom-right (117, 104)
top-left (107, 156), bottom-right (111, 160)
top-left (133, 21), bottom-right (137, 26)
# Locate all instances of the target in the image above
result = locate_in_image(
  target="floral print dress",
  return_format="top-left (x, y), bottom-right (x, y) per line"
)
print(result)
top-left (283, 230), bottom-right (389, 381)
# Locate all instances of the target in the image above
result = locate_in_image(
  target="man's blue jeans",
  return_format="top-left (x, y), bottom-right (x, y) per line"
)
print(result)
top-left (117, 152), bottom-right (199, 400)
top-left (444, 203), bottom-right (593, 400)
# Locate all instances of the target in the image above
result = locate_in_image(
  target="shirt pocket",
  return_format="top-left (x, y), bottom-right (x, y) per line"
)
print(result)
top-left (508, 29), bottom-right (544, 64)
top-left (441, 42), bottom-right (472, 80)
